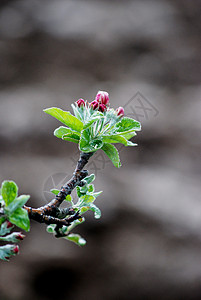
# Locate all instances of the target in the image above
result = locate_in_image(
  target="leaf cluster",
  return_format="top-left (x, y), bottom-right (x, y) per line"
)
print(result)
top-left (46, 174), bottom-right (101, 246)
top-left (44, 104), bottom-right (141, 168)
top-left (0, 181), bottom-right (30, 260)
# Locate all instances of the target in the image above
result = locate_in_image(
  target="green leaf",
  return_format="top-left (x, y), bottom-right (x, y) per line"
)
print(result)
top-left (79, 128), bottom-right (90, 151)
top-left (90, 204), bottom-right (101, 219)
top-left (101, 143), bottom-right (121, 168)
top-left (102, 134), bottom-right (137, 146)
top-left (44, 107), bottom-right (83, 132)
top-left (9, 208), bottom-right (30, 232)
top-left (54, 126), bottom-right (73, 138)
top-left (62, 132), bottom-right (80, 143)
top-left (7, 195), bottom-right (30, 214)
top-left (63, 218), bottom-right (85, 235)
top-left (88, 184), bottom-right (94, 193)
top-left (92, 191), bottom-right (102, 198)
top-left (84, 174), bottom-right (95, 184)
top-left (0, 217), bottom-right (6, 226)
top-left (83, 116), bottom-right (103, 130)
top-left (79, 194), bottom-right (95, 206)
top-left (121, 131), bottom-right (136, 140)
top-left (66, 233), bottom-right (86, 246)
top-left (65, 195), bottom-right (72, 202)
top-left (102, 134), bottom-right (129, 146)
top-left (50, 189), bottom-right (60, 195)
top-left (79, 185), bottom-right (88, 194)
top-left (114, 117), bottom-right (141, 133)
top-left (1, 181), bottom-right (18, 206)
top-left (76, 186), bottom-right (82, 198)
top-left (79, 129), bottom-right (103, 152)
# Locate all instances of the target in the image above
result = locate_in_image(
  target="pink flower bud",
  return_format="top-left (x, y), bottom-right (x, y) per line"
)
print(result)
top-left (90, 100), bottom-right (99, 110)
top-left (12, 245), bottom-right (19, 254)
top-left (116, 106), bottom-right (124, 117)
top-left (16, 233), bottom-right (25, 241)
top-left (95, 91), bottom-right (109, 106)
top-left (76, 98), bottom-right (85, 107)
top-left (99, 103), bottom-right (107, 113)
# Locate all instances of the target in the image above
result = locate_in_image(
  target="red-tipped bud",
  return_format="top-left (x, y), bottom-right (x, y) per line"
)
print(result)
top-left (99, 103), bottom-right (107, 113)
top-left (95, 91), bottom-right (109, 106)
top-left (116, 106), bottom-right (124, 117)
top-left (6, 221), bottom-right (13, 228)
top-left (12, 245), bottom-right (19, 254)
top-left (90, 100), bottom-right (99, 110)
top-left (76, 98), bottom-right (85, 107)
top-left (16, 233), bottom-right (25, 241)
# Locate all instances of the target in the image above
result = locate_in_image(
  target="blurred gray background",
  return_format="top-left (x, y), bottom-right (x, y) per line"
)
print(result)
top-left (0, 0), bottom-right (201, 299)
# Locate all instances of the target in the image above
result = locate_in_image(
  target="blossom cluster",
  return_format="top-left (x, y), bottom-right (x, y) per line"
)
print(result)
top-left (76, 91), bottom-right (124, 117)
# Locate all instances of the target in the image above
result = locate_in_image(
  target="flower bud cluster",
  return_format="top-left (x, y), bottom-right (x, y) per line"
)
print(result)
top-left (75, 90), bottom-right (124, 117)
top-left (89, 91), bottom-right (109, 113)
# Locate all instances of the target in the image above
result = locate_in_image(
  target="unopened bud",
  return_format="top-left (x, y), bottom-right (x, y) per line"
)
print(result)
top-left (99, 103), bottom-right (107, 113)
top-left (96, 91), bottom-right (109, 106)
top-left (76, 98), bottom-right (85, 107)
top-left (12, 245), bottom-right (19, 255)
top-left (116, 106), bottom-right (124, 117)
top-left (16, 233), bottom-right (25, 241)
top-left (90, 100), bottom-right (99, 110)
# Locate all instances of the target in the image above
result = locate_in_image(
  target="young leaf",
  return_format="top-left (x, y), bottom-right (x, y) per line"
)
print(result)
top-left (66, 233), bottom-right (86, 246)
top-left (79, 128), bottom-right (90, 151)
top-left (101, 143), bottom-right (121, 168)
top-left (83, 116), bottom-right (103, 130)
top-left (121, 131), bottom-right (136, 140)
top-left (7, 195), bottom-right (30, 214)
top-left (9, 208), bottom-right (30, 232)
top-left (84, 174), bottom-right (95, 184)
top-left (65, 195), bottom-right (72, 202)
top-left (90, 204), bottom-right (101, 219)
top-left (54, 126), bottom-right (73, 138)
top-left (62, 132), bottom-right (80, 143)
top-left (79, 129), bottom-right (103, 152)
top-left (44, 107), bottom-right (83, 132)
top-left (71, 104), bottom-right (83, 121)
top-left (78, 194), bottom-right (95, 206)
top-left (1, 181), bottom-right (18, 206)
top-left (102, 134), bottom-right (129, 146)
top-left (79, 185), bottom-right (88, 194)
top-left (88, 184), bottom-right (94, 193)
top-left (114, 117), bottom-right (141, 133)
top-left (50, 189), bottom-right (60, 195)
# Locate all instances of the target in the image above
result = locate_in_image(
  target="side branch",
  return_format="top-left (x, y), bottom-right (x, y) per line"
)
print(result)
top-left (24, 152), bottom-right (93, 227)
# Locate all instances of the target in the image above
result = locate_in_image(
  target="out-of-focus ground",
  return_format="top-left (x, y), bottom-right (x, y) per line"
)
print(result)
top-left (0, 0), bottom-right (201, 299)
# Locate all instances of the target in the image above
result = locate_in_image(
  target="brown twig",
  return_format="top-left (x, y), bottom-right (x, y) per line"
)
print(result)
top-left (24, 152), bottom-right (93, 229)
